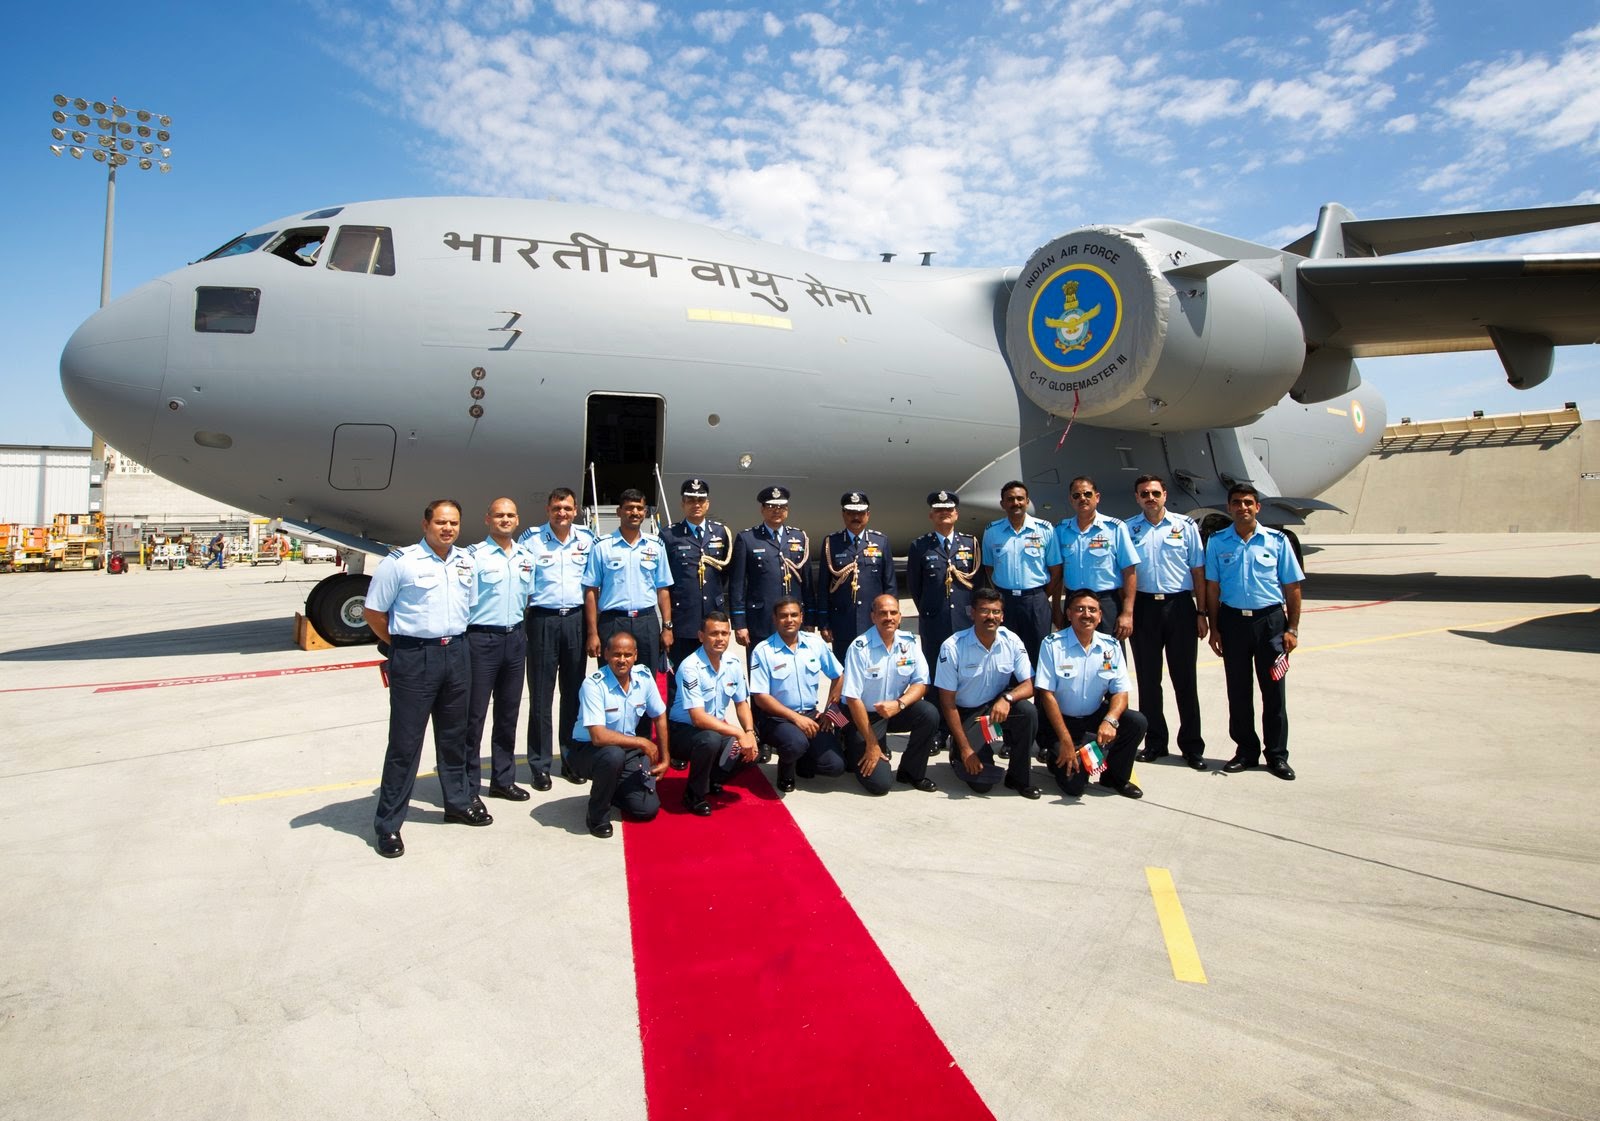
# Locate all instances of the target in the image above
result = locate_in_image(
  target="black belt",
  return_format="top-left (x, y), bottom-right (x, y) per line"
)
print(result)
top-left (466, 623), bottom-right (519, 634)
top-left (1000, 585), bottom-right (1049, 597)
top-left (601, 608), bottom-right (654, 619)
top-left (526, 605), bottom-right (579, 617)
top-left (1136, 590), bottom-right (1191, 601)
top-left (390, 634), bottom-right (463, 648)
top-left (1220, 603), bottom-right (1283, 617)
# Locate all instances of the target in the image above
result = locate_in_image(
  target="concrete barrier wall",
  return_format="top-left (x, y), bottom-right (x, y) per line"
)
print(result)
top-left (1304, 420), bottom-right (1599, 533)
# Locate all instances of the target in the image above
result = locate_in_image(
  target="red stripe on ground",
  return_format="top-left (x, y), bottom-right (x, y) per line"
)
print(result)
top-left (0, 659), bottom-right (389, 695)
top-left (624, 769), bottom-right (995, 1121)
top-left (1304, 594), bottom-right (1417, 614)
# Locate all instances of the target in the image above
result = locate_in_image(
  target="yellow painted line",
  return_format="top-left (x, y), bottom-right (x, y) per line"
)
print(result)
top-left (1146, 867), bottom-right (1207, 984)
top-left (1198, 611), bottom-right (1563, 670)
top-left (686, 307), bottom-right (793, 330)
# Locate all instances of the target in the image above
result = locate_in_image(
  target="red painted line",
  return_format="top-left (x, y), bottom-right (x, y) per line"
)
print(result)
top-left (624, 770), bottom-right (994, 1121)
top-left (1304, 594), bottom-right (1417, 614)
top-left (0, 659), bottom-right (383, 695)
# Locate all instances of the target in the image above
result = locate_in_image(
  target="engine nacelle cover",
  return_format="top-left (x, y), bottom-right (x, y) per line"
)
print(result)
top-left (1004, 226), bottom-right (1307, 430)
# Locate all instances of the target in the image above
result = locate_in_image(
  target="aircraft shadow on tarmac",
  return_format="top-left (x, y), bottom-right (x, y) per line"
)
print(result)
top-left (1306, 571), bottom-right (1600, 606)
top-left (1448, 609), bottom-right (1600, 653)
top-left (0, 618), bottom-right (321, 661)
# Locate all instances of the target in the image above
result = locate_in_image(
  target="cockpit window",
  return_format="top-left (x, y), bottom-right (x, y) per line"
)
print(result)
top-left (327, 226), bottom-right (396, 276)
top-left (201, 232), bottom-right (275, 261)
top-left (266, 227), bottom-right (328, 267)
top-left (195, 287), bottom-right (260, 334)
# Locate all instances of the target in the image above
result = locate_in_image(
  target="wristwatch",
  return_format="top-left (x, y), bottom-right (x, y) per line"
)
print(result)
top-left (1103, 716), bottom-right (1120, 729)
top-left (662, 621), bottom-right (674, 629)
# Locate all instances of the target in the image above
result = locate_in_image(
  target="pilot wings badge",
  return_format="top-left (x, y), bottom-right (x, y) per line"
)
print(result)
top-left (1044, 280), bottom-right (1101, 357)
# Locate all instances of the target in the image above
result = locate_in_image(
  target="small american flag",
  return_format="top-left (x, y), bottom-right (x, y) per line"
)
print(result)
top-left (821, 703), bottom-right (849, 729)
top-left (1271, 653), bottom-right (1290, 681)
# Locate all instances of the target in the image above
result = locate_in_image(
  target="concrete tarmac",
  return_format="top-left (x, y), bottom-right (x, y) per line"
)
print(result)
top-left (1, 535), bottom-right (1596, 1121)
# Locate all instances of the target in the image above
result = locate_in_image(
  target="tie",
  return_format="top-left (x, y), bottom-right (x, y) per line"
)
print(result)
top-left (693, 524), bottom-right (702, 541)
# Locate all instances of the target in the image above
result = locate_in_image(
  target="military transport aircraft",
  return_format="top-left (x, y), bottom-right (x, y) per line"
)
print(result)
top-left (58, 197), bottom-right (1600, 644)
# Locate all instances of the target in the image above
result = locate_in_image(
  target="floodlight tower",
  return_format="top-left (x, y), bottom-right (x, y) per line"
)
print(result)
top-left (49, 93), bottom-right (173, 308)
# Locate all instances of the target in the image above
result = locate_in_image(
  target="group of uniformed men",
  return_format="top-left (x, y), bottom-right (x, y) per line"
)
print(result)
top-left (363, 475), bottom-right (1303, 858)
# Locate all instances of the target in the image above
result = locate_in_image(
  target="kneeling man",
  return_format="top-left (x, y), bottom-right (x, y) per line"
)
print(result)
top-left (750, 596), bottom-right (846, 792)
top-left (668, 611), bottom-right (758, 815)
top-left (1035, 589), bottom-right (1149, 799)
top-left (568, 631), bottom-right (669, 838)
top-left (840, 594), bottom-right (940, 794)
top-left (934, 586), bottom-right (1041, 797)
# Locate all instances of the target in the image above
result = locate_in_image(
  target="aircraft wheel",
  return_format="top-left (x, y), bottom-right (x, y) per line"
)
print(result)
top-left (305, 572), bottom-right (374, 645)
top-left (1283, 527), bottom-right (1305, 571)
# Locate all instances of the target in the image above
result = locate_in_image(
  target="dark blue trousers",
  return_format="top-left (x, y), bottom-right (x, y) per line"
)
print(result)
top-left (524, 607), bottom-right (586, 779)
top-left (1037, 706), bottom-right (1147, 796)
top-left (374, 639), bottom-right (474, 834)
top-left (466, 627), bottom-right (526, 789)
top-left (950, 697), bottom-right (1038, 791)
top-left (756, 712), bottom-right (845, 782)
top-left (841, 699), bottom-right (939, 795)
top-left (565, 742), bottom-right (660, 829)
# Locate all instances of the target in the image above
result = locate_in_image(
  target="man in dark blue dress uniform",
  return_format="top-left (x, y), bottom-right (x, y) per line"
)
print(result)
top-left (906, 490), bottom-right (978, 754)
top-left (730, 485), bottom-right (815, 650)
top-left (819, 490), bottom-right (896, 661)
top-left (661, 478), bottom-right (732, 673)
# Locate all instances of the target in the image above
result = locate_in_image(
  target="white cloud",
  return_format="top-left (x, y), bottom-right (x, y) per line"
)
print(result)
top-left (763, 13), bottom-right (785, 37)
top-left (1383, 113), bottom-right (1417, 133)
top-left (1438, 24), bottom-right (1600, 153)
top-left (794, 12), bottom-right (851, 47)
top-left (551, 0), bottom-right (659, 36)
top-left (692, 9), bottom-right (748, 43)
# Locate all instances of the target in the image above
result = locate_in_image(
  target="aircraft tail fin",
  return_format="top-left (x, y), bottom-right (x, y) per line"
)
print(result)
top-left (1283, 202), bottom-right (1600, 259)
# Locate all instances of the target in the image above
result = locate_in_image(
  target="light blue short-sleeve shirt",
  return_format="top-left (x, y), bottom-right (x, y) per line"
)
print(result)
top-left (1036, 630), bottom-right (1130, 717)
top-left (1057, 514), bottom-right (1140, 592)
top-left (468, 537), bottom-right (535, 627)
top-left (1204, 525), bottom-right (1304, 609)
top-left (981, 515), bottom-right (1061, 590)
top-left (572, 664), bottom-right (666, 742)
top-left (669, 647), bottom-right (750, 724)
top-left (750, 630), bottom-right (842, 712)
top-left (365, 542), bottom-right (475, 639)
top-left (519, 523), bottom-right (596, 609)
top-left (584, 530), bottom-right (673, 612)
top-left (934, 626), bottom-right (1033, 708)
top-left (841, 628), bottom-right (929, 708)
top-left (1128, 511), bottom-right (1204, 594)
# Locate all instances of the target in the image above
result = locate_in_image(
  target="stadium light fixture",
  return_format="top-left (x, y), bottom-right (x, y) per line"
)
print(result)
top-left (48, 93), bottom-right (174, 308)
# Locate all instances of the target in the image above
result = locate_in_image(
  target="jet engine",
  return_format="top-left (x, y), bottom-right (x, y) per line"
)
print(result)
top-left (1003, 225), bottom-right (1307, 430)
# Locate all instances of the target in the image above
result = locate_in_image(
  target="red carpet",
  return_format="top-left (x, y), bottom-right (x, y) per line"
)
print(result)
top-left (624, 768), bottom-right (995, 1121)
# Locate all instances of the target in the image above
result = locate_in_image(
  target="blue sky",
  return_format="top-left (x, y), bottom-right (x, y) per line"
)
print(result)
top-left (4, 0), bottom-right (1598, 446)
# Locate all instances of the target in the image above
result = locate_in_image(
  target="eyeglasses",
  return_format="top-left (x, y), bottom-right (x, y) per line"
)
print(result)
top-left (1069, 491), bottom-right (1096, 499)
top-left (1136, 489), bottom-right (1162, 498)
top-left (1069, 605), bottom-right (1100, 613)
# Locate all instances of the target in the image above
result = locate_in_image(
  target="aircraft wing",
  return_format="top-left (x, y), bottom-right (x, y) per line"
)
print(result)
top-left (1296, 253), bottom-right (1600, 358)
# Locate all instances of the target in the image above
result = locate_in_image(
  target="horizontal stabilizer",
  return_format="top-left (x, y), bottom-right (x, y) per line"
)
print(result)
top-left (1283, 203), bottom-right (1600, 257)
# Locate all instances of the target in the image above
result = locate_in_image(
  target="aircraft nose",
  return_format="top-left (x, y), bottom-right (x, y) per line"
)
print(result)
top-left (59, 280), bottom-right (173, 462)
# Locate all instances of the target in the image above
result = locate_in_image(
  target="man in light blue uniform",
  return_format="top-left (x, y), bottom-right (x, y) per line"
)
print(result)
top-left (668, 611), bottom-right (758, 815)
top-left (980, 479), bottom-right (1062, 662)
top-left (519, 487), bottom-right (596, 790)
top-left (569, 631), bottom-right (669, 838)
top-left (1035, 589), bottom-right (1148, 799)
top-left (750, 596), bottom-right (845, 792)
top-left (1054, 475), bottom-right (1139, 639)
top-left (934, 586), bottom-right (1041, 797)
top-left (841, 594), bottom-right (941, 795)
top-left (466, 498), bottom-right (534, 802)
top-left (363, 499), bottom-right (487, 858)
top-left (1205, 483), bottom-right (1304, 781)
top-left (1127, 474), bottom-right (1210, 771)
top-left (584, 488), bottom-right (674, 673)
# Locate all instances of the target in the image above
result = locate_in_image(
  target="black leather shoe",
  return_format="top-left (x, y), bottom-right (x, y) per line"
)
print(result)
top-left (589, 820), bottom-right (614, 838)
top-left (443, 805), bottom-right (493, 826)
top-left (776, 774), bottom-right (796, 792)
top-left (682, 795), bottom-right (713, 816)
top-left (1004, 778), bottom-right (1043, 800)
top-left (1136, 747), bottom-right (1168, 763)
top-left (1100, 779), bottom-right (1143, 799)
top-left (486, 783), bottom-right (530, 801)
top-left (897, 775), bottom-right (938, 792)
top-left (561, 763), bottom-right (587, 785)
top-left (669, 758), bottom-right (688, 771)
top-left (1184, 756), bottom-right (1212, 772)
top-left (531, 772), bottom-right (553, 791)
top-left (376, 831), bottom-right (404, 858)
top-left (1267, 762), bottom-right (1297, 781)
top-left (1222, 758), bottom-right (1256, 773)
top-left (709, 781), bottom-right (725, 796)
